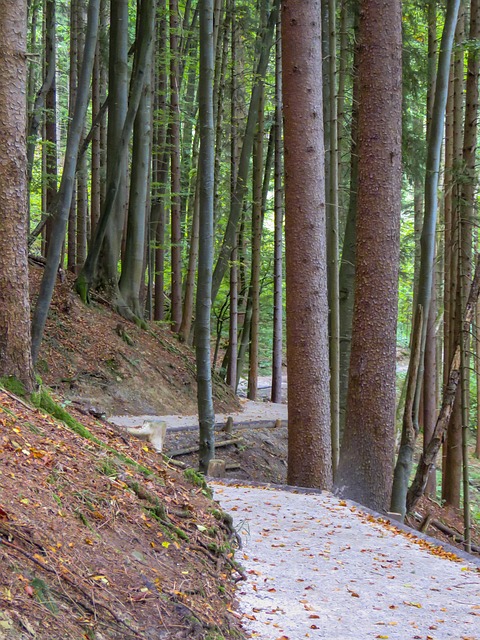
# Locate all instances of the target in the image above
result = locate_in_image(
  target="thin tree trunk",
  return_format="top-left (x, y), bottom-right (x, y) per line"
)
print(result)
top-left (95, 0), bottom-right (129, 296)
top-left (170, 0), bottom-right (183, 331)
top-left (414, 0), bottom-right (461, 431)
top-left (338, 8), bottom-right (359, 438)
top-left (247, 93), bottom-right (264, 402)
top-left (226, 0), bottom-right (238, 390)
top-left (26, 0), bottom-right (56, 185)
top-left (75, 0), bottom-right (154, 305)
top-left (152, 0), bottom-right (168, 322)
top-left (44, 0), bottom-right (57, 255)
top-left (328, 0), bottom-right (340, 474)
top-left (76, 1), bottom-right (88, 269)
top-left (179, 175), bottom-right (200, 341)
top-left (197, 0), bottom-right (215, 473)
top-left (407, 254), bottom-right (480, 513)
top-left (271, 12), bottom-right (283, 405)
top-left (444, 6), bottom-right (465, 508)
top-left (67, 0), bottom-right (79, 271)
top-left (211, 0), bottom-right (278, 303)
top-left (118, 0), bottom-right (156, 319)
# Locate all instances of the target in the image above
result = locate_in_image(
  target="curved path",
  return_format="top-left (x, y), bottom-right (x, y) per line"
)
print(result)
top-left (211, 481), bottom-right (480, 640)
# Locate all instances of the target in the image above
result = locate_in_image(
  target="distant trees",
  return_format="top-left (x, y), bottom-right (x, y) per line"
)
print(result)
top-left (0, 0), bottom-right (477, 515)
top-left (0, 0), bottom-right (35, 392)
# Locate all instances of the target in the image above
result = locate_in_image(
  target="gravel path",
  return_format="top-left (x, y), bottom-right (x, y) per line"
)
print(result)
top-left (211, 482), bottom-right (480, 640)
top-left (109, 399), bottom-right (288, 430)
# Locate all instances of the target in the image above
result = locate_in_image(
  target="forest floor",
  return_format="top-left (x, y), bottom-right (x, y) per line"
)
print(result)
top-left (1, 268), bottom-right (480, 638)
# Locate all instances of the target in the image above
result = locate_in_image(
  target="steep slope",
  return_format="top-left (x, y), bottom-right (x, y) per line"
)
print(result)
top-left (0, 388), bottom-right (245, 639)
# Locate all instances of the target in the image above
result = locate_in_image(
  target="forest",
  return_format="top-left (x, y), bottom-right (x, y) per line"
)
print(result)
top-left (0, 0), bottom-right (480, 560)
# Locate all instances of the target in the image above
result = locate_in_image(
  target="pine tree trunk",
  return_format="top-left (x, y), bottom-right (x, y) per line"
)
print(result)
top-left (335, 0), bottom-right (402, 511)
top-left (283, 0), bottom-right (332, 490)
top-left (0, 0), bottom-right (35, 392)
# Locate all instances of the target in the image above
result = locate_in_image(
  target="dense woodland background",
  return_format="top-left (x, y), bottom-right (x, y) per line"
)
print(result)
top-left (1, 0), bottom-right (480, 549)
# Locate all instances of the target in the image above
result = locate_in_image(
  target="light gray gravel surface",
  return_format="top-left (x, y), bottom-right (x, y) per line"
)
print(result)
top-left (109, 399), bottom-right (288, 430)
top-left (211, 482), bottom-right (480, 640)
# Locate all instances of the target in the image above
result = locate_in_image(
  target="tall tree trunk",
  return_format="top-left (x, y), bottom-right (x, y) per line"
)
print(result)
top-left (335, 0), bottom-right (402, 511)
top-left (32, 0), bottom-right (100, 364)
top-left (247, 94), bottom-right (264, 402)
top-left (67, 0), bottom-right (79, 271)
top-left (197, 0), bottom-right (215, 473)
top-left (338, 7), bottom-right (359, 438)
top-left (271, 12), bottom-right (283, 405)
top-left (95, 0), bottom-right (129, 296)
top-left (178, 173), bottom-right (200, 342)
top-left (0, 0), bottom-right (35, 392)
top-left (170, 0), bottom-right (183, 331)
top-left (44, 0), bottom-right (57, 255)
top-left (444, 6), bottom-right (465, 508)
top-left (90, 0), bottom-right (107, 237)
top-left (391, 0), bottom-right (461, 516)
top-left (414, 0), bottom-right (461, 433)
top-left (226, 0), bottom-right (239, 390)
top-left (152, 0), bottom-right (168, 322)
top-left (75, 0), bottom-right (155, 306)
top-left (283, 0), bottom-right (333, 490)
top-left (76, 0), bottom-right (88, 268)
top-left (26, 0), bottom-right (56, 186)
top-left (119, 0), bottom-right (156, 319)
top-left (327, 0), bottom-right (340, 473)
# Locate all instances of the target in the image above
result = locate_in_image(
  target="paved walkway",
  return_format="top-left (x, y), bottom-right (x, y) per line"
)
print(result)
top-left (211, 482), bottom-right (480, 640)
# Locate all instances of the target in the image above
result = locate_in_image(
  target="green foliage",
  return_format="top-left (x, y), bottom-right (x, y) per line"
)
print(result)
top-left (31, 577), bottom-right (58, 614)
top-left (183, 467), bottom-right (212, 497)
top-left (0, 376), bottom-right (28, 397)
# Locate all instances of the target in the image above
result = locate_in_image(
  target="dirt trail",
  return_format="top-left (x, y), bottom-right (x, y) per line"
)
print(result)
top-left (212, 481), bottom-right (480, 640)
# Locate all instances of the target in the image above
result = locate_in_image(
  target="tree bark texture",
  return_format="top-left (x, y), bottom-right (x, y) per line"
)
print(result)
top-left (196, 0), bottom-right (216, 473)
top-left (282, 0), bottom-right (333, 491)
top-left (0, 0), bottom-right (35, 391)
top-left (334, 0), bottom-right (402, 511)
top-left (271, 13), bottom-right (283, 405)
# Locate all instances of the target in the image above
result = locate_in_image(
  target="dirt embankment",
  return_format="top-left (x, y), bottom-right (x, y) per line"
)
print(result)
top-left (0, 388), bottom-right (245, 639)
top-left (30, 265), bottom-right (240, 417)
